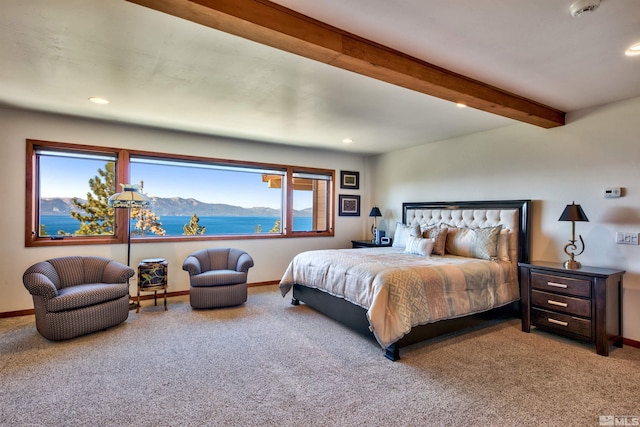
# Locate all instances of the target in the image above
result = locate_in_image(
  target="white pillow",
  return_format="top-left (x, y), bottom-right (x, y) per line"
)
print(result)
top-left (392, 222), bottom-right (421, 248)
top-left (404, 236), bottom-right (435, 256)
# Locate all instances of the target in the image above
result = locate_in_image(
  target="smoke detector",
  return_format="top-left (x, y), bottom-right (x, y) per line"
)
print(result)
top-left (569, 0), bottom-right (600, 16)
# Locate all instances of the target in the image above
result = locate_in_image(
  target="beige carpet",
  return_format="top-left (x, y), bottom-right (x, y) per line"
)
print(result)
top-left (1, 285), bottom-right (639, 427)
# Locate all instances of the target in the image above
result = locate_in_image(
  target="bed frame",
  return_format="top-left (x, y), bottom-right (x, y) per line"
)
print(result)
top-left (291, 200), bottom-right (531, 361)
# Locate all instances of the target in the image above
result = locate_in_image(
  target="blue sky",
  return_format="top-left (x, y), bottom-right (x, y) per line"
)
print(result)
top-left (40, 156), bottom-right (310, 210)
top-left (130, 162), bottom-right (287, 209)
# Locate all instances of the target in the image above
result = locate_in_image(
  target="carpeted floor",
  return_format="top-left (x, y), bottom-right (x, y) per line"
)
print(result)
top-left (1, 285), bottom-right (638, 427)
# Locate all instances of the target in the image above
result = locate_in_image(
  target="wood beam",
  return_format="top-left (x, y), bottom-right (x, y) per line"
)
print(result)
top-left (127, 0), bottom-right (565, 128)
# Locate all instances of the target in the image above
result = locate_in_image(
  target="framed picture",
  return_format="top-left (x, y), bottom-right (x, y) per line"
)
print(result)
top-left (340, 170), bottom-right (360, 189)
top-left (339, 194), bottom-right (360, 216)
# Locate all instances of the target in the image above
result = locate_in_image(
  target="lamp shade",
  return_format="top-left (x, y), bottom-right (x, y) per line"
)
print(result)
top-left (369, 207), bottom-right (382, 217)
top-left (108, 184), bottom-right (150, 208)
top-left (558, 202), bottom-right (589, 222)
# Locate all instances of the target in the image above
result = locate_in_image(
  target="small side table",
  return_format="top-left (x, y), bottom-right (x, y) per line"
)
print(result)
top-left (137, 258), bottom-right (168, 313)
top-left (519, 260), bottom-right (624, 356)
top-left (351, 240), bottom-right (392, 248)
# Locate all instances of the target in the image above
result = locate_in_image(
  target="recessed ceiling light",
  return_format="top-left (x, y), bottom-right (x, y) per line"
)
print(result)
top-left (456, 103), bottom-right (467, 108)
top-left (342, 138), bottom-right (354, 144)
top-left (89, 97), bottom-right (109, 105)
top-left (625, 42), bottom-right (640, 57)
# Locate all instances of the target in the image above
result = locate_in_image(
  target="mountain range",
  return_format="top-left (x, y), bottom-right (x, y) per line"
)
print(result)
top-left (40, 197), bottom-right (311, 217)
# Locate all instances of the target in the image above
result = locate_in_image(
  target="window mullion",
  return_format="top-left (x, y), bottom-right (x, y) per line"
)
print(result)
top-left (114, 149), bottom-right (130, 244)
top-left (285, 166), bottom-right (295, 235)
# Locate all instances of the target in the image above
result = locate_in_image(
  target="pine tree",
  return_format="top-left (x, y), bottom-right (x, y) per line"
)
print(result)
top-left (131, 181), bottom-right (166, 236)
top-left (70, 162), bottom-right (116, 235)
top-left (269, 219), bottom-right (281, 233)
top-left (183, 213), bottom-right (206, 235)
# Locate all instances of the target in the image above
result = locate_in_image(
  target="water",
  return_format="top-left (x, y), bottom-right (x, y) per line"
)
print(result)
top-left (40, 215), bottom-right (313, 236)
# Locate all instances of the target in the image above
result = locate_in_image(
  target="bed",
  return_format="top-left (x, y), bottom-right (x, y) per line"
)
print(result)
top-left (280, 200), bottom-right (531, 360)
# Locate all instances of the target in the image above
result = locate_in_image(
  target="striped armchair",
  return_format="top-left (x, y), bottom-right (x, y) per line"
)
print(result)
top-left (22, 256), bottom-right (135, 340)
top-left (182, 248), bottom-right (254, 309)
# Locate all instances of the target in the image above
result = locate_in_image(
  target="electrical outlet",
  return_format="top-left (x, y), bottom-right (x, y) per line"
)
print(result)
top-left (616, 232), bottom-right (639, 245)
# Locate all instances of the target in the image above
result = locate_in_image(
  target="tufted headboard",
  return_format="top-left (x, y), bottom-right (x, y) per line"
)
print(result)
top-left (403, 200), bottom-right (531, 264)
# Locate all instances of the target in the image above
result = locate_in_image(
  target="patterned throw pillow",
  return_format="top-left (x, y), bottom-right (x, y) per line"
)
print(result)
top-left (421, 225), bottom-right (449, 255)
top-left (445, 225), bottom-right (502, 260)
top-left (404, 236), bottom-right (435, 256)
top-left (392, 222), bottom-right (421, 248)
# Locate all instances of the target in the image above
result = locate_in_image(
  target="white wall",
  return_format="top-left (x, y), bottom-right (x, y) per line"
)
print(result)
top-left (4, 98), bottom-right (639, 342)
top-left (0, 107), bottom-right (369, 313)
top-left (368, 96), bottom-right (640, 341)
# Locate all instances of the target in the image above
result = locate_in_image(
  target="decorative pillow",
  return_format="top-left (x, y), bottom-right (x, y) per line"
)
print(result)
top-left (498, 228), bottom-right (510, 262)
top-left (392, 223), bottom-right (421, 248)
top-left (445, 225), bottom-right (502, 260)
top-left (421, 225), bottom-right (449, 255)
top-left (404, 236), bottom-right (435, 256)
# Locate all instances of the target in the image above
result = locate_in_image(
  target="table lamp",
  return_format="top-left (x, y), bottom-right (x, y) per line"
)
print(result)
top-left (369, 206), bottom-right (382, 243)
top-left (558, 202), bottom-right (589, 269)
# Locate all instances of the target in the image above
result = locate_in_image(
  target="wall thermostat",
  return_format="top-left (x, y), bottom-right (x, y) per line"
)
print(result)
top-left (604, 187), bottom-right (622, 198)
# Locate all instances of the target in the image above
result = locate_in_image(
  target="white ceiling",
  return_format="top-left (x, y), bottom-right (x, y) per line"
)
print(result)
top-left (1, 0), bottom-right (639, 154)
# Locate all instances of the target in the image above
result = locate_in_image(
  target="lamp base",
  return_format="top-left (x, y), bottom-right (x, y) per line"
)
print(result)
top-left (564, 259), bottom-right (582, 269)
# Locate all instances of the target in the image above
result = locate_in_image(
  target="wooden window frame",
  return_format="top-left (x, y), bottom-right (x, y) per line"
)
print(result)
top-left (26, 139), bottom-right (334, 247)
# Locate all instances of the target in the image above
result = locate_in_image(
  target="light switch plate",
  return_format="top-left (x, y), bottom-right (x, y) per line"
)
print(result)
top-left (616, 232), bottom-right (639, 245)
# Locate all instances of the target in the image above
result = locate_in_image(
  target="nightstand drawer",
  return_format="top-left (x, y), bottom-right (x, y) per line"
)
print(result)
top-left (531, 290), bottom-right (591, 317)
top-left (531, 308), bottom-right (592, 339)
top-left (531, 272), bottom-right (591, 298)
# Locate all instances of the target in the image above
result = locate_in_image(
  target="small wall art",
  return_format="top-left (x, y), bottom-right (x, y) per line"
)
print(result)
top-left (340, 170), bottom-right (359, 189)
top-left (339, 194), bottom-right (360, 216)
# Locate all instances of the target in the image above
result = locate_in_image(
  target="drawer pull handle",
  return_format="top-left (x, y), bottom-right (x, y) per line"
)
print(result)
top-left (547, 299), bottom-right (568, 308)
top-left (547, 281), bottom-right (568, 289)
top-left (548, 318), bottom-right (569, 327)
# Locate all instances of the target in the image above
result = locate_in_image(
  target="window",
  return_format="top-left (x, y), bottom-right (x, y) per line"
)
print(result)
top-left (26, 140), bottom-right (334, 247)
top-left (129, 156), bottom-right (285, 237)
top-left (291, 171), bottom-right (331, 232)
top-left (26, 140), bottom-right (124, 246)
top-left (37, 150), bottom-right (118, 237)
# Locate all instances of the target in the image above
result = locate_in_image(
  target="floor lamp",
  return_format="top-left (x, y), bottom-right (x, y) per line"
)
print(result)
top-left (108, 184), bottom-right (150, 308)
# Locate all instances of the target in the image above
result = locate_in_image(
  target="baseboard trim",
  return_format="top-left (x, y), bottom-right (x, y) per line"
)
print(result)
top-left (248, 280), bottom-right (279, 287)
top-left (1, 281), bottom-right (279, 318)
top-left (623, 337), bottom-right (640, 349)
top-left (0, 308), bottom-right (35, 318)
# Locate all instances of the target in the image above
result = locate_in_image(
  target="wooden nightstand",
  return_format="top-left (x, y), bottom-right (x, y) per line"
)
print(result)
top-left (351, 240), bottom-right (392, 248)
top-left (519, 261), bottom-right (624, 356)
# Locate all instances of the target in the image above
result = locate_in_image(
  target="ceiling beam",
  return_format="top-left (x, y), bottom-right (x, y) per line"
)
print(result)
top-left (127, 0), bottom-right (565, 128)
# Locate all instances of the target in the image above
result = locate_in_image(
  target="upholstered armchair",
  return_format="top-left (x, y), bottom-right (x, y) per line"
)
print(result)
top-left (22, 256), bottom-right (135, 340)
top-left (182, 248), bottom-right (254, 309)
